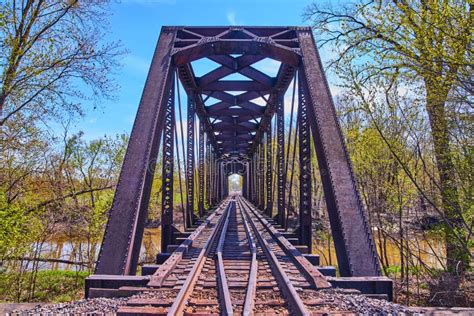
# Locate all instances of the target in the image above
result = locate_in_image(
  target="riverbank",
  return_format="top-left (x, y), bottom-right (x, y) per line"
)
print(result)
top-left (0, 270), bottom-right (88, 304)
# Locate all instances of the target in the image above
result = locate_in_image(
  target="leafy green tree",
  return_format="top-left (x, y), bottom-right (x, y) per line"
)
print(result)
top-left (305, 0), bottom-right (472, 272)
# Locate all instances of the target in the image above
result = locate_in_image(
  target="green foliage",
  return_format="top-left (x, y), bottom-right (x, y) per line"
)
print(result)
top-left (0, 270), bottom-right (89, 303)
top-left (306, 0), bottom-right (472, 273)
top-left (386, 265), bottom-right (402, 277)
top-left (0, 129), bottom-right (128, 298)
top-left (0, 192), bottom-right (25, 259)
top-left (0, 191), bottom-right (42, 261)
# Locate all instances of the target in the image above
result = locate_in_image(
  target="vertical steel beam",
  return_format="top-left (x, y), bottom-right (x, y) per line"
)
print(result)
top-left (220, 161), bottom-right (224, 201)
top-left (251, 156), bottom-right (255, 203)
top-left (245, 162), bottom-right (250, 199)
top-left (259, 143), bottom-right (265, 209)
top-left (209, 154), bottom-right (213, 206)
top-left (298, 72), bottom-right (312, 252)
top-left (248, 160), bottom-right (252, 201)
top-left (95, 29), bottom-right (176, 275)
top-left (198, 120), bottom-right (205, 216)
top-left (252, 155), bottom-right (257, 204)
top-left (297, 29), bottom-right (381, 277)
top-left (257, 150), bottom-right (261, 206)
top-left (186, 97), bottom-right (195, 224)
top-left (254, 151), bottom-right (258, 204)
top-left (205, 139), bottom-right (211, 208)
top-left (220, 163), bottom-right (226, 199)
top-left (216, 162), bottom-right (221, 201)
top-left (161, 80), bottom-right (175, 253)
top-left (242, 165), bottom-right (247, 198)
top-left (223, 173), bottom-right (228, 197)
top-left (248, 159), bottom-right (253, 202)
top-left (276, 95), bottom-right (286, 225)
top-left (266, 122), bottom-right (273, 217)
top-left (212, 155), bottom-right (217, 204)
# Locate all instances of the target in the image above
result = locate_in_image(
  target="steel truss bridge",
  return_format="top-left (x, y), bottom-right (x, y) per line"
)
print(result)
top-left (86, 26), bottom-right (393, 315)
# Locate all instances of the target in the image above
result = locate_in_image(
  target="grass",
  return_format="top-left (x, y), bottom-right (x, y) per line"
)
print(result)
top-left (0, 270), bottom-right (90, 303)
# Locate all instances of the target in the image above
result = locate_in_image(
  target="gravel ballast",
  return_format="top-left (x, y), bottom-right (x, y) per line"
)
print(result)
top-left (13, 291), bottom-right (426, 315)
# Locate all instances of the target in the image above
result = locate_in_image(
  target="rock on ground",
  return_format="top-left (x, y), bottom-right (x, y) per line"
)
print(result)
top-left (15, 292), bottom-right (424, 315)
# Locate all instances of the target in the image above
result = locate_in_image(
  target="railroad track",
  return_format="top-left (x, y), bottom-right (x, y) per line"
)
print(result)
top-left (118, 195), bottom-right (346, 315)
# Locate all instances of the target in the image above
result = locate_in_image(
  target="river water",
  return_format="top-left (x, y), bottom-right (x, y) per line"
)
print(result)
top-left (31, 228), bottom-right (446, 271)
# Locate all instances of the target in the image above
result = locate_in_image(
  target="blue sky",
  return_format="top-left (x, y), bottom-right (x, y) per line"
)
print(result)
top-left (74, 0), bottom-right (338, 140)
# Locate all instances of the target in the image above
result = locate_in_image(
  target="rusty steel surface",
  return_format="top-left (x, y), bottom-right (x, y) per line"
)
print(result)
top-left (298, 70), bottom-right (313, 252)
top-left (205, 140), bottom-right (211, 207)
top-left (161, 76), bottom-right (176, 253)
top-left (95, 26), bottom-right (382, 290)
top-left (276, 94), bottom-right (286, 225)
top-left (198, 121), bottom-right (205, 217)
top-left (115, 196), bottom-right (358, 315)
top-left (265, 121), bottom-right (273, 217)
top-left (258, 143), bottom-right (265, 209)
top-left (147, 202), bottom-right (227, 288)
top-left (95, 29), bottom-right (177, 276)
top-left (186, 97), bottom-right (196, 226)
top-left (297, 29), bottom-right (381, 276)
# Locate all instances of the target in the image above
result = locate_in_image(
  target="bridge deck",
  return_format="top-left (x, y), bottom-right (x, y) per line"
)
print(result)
top-left (87, 196), bottom-right (392, 315)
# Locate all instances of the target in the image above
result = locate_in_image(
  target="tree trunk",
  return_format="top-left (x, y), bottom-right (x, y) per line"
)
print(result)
top-left (425, 86), bottom-right (468, 272)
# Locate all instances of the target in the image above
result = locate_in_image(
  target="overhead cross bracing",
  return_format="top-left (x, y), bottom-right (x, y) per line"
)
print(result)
top-left (174, 27), bottom-right (297, 159)
top-left (91, 27), bottom-right (390, 302)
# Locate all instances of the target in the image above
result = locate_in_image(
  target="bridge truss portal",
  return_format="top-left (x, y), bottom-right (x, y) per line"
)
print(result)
top-left (94, 26), bottom-right (382, 279)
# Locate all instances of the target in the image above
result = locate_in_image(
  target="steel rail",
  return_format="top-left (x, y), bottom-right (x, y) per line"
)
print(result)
top-left (148, 202), bottom-right (224, 287)
top-left (238, 196), bottom-right (310, 316)
top-left (215, 201), bottom-right (233, 316)
top-left (166, 199), bottom-right (231, 316)
top-left (240, 197), bottom-right (331, 289)
top-left (237, 198), bottom-right (258, 316)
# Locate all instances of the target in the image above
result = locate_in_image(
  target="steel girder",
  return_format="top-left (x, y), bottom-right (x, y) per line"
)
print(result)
top-left (198, 120), bottom-right (205, 216)
top-left (172, 27), bottom-right (298, 157)
top-left (95, 29), bottom-right (176, 275)
top-left (258, 143), bottom-right (265, 209)
top-left (265, 122), bottom-right (273, 217)
top-left (251, 155), bottom-right (255, 203)
top-left (212, 154), bottom-right (218, 204)
top-left (256, 150), bottom-right (261, 205)
top-left (96, 26), bottom-right (381, 279)
top-left (250, 157), bottom-right (255, 203)
top-left (205, 139), bottom-right (211, 208)
top-left (217, 162), bottom-right (222, 201)
top-left (186, 98), bottom-right (196, 224)
top-left (297, 29), bottom-right (380, 276)
top-left (242, 163), bottom-right (248, 198)
top-left (297, 71), bottom-right (312, 252)
top-left (161, 79), bottom-right (175, 253)
top-left (276, 95), bottom-right (286, 226)
top-left (246, 161), bottom-right (250, 199)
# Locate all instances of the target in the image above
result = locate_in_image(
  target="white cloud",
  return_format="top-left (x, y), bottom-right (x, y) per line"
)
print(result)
top-left (226, 11), bottom-right (237, 25)
top-left (226, 11), bottom-right (245, 26)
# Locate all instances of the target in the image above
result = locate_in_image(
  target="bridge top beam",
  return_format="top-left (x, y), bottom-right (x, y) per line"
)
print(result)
top-left (172, 26), bottom-right (300, 160)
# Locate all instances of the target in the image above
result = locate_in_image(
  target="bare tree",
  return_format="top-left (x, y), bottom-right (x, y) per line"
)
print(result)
top-left (0, 0), bottom-right (124, 126)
